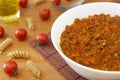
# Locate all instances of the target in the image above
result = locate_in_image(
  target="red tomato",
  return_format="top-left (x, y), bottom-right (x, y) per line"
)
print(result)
top-left (36, 33), bottom-right (48, 45)
top-left (3, 60), bottom-right (18, 76)
top-left (15, 28), bottom-right (27, 40)
top-left (0, 26), bottom-right (4, 37)
top-left (39, 8), bottom-right (50, 20)
top-left (19, 0), bottom-right (28, 8)
top-left (52, 0), bottom-right (61, 5)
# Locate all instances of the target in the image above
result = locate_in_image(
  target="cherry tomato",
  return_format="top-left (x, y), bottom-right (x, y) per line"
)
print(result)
top-left (36, 33), bottom-right (48, 45)
top-left (52, 0), bottom-right (61, 5)
top-left (3, 60), bottom-right (18, 76)
top-left (0, 26), bottom-right (4, 37)
top-left (19, 0), bottom-right (28, 8)
top-left (15, 28), bottom-right (27, 40)
top-left (39, 8), bottom-right (50, 20)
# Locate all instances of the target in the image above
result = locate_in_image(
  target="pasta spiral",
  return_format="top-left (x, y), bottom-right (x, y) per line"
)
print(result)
top-left (26, 17), bottom-right (35, 30)
top-left (0, 38), bottom-right (12, 54)
top-left (7, 51), bottom-right (29, 59)
top-left (26, 60), bottom-right (41, 79)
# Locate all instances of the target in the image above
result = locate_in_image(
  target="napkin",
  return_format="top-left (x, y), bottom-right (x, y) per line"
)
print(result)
top-left (29, 33), bottom-right (87, 80)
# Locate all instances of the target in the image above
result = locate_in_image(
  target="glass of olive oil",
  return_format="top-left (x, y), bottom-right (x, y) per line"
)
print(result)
top-left (0, 0), bottom-right (20, 22)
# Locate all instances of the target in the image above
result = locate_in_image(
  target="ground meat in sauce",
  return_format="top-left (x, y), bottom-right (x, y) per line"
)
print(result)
top-left (60, 13), bottom-right (120, 71)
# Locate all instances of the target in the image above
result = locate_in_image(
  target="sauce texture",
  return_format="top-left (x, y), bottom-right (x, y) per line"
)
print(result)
top-left (60, 14), bottom-right (120, 71)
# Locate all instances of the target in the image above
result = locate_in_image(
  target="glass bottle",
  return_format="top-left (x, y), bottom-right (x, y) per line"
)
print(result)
top-left (0, 0), bottom-right (20, 22)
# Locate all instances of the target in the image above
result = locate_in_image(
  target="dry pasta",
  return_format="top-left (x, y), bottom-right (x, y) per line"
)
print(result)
top-left (0, 38), bottom-right (12, 54)
top-left (26, 60), bottom-right (41, 79)
top-left (7, 51), bottom-right (30, 59)
top-left (32, 0), bottom-right (45, 6)
top-left (26, 17), bottom-right (35, 30)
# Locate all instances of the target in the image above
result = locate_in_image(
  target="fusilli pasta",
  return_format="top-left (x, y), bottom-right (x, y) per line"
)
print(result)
top-left (26, 60), bottom-right (41, 79)
top-left (7, 51), bottom-right (30, 59)
top-left (0, 38), bottom-right (12, 54)
top-left (32, 0), bottom-right (45, 6)
top-left (26, 17), bottom-right (35, 30)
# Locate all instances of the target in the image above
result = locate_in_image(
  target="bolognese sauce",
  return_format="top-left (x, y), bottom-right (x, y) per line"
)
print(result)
top-left (60, 13), bottom-right (120, 71)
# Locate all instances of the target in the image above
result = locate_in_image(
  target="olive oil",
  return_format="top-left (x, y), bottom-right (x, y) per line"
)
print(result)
top-left (0, 0), bottom-right (20, 22)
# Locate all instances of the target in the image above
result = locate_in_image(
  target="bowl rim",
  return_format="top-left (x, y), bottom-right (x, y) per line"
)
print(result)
top-left (51, 2), bottom-right (120, 74)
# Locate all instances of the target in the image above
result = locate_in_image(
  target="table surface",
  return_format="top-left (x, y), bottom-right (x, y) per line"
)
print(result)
top-left (0, 0), bottom-right (111, 80)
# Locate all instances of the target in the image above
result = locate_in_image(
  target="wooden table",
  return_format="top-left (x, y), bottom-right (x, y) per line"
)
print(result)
top-left (0, 0), bottom-right (111, 80)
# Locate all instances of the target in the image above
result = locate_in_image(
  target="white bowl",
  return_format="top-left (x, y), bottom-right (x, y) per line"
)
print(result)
top-left (51, 2), bottom-right (120, 80)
